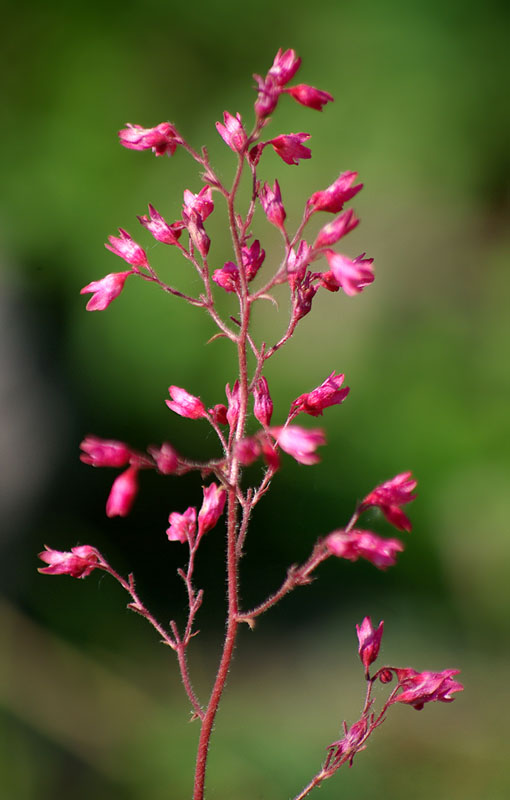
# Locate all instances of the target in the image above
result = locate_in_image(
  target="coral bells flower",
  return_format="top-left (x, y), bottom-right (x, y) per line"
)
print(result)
top-left (327, 718), bottom-right (368, 768)
top-left (80, 436), bottom-right (132, 468)
top-left (286, 84), bottom-right (334, 111)
top-left (182, 210), bottom-right (210, 258)
top-left (166, 386), bottom-right (206, 419)
top-left (138, 205), bottom-right (184, 245)
top-left (105, 229), bottom-right (149, 268)
top-left (167, 507), bottom-right (196, 544)
top-left (268, 133), bottom-right (311, 166)
top-left (148, 442), bottom-right (179, 475)
top-left (307, 171), bottom-right (363, 214)
top-left (106, 466), bottom-right (139, 517)
top-left (268, 48), bottom-right (302, 85)
top-left (360, 472), bottom-right (418, 532)
top-left (213, 262), bottom-right (239, 293)
top-left (253, 377), bottom-right (273, 426)
top-left (313, 209), bottom-right (359, 250)
top-left (241, 240), bottom-right (265, 281)
top-left (287, 241), bottom-right (312, 287)
top-left (326, 529), bottom-right (404, 569)
top-left (118, 122), bottom-right (180, 156)
top-left (356, 616), bottom-right (384, 674)
top-left (270, 425), bottom-right (326, 465)
top-left (260, 180), bottom-right (286, 230)
top-left (391, 668), bottom-right (464, 711)
top-left (324, 251), bottom-right (375, 296)
top-left (216, 111), bottom-right (247, 153)
top-left (38, 545), bottom-right (101, 578)
top-left (198, 483), bottom-right (227, 538)
top-left (290, 372), bottom-right (350, 418)
top-left (80, 271), bottom-right (133, 311)
top-left (183, 186), bottom-right (214, 221)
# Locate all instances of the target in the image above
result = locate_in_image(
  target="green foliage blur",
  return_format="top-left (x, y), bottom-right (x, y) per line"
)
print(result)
top-left (1, 0), bottom-right (509, 797)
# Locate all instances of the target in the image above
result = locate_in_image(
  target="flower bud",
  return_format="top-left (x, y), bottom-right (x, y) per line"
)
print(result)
top-left (106, 467), bottom-right (139, 517)
top-left (356, 616), bottom-right (384, 674)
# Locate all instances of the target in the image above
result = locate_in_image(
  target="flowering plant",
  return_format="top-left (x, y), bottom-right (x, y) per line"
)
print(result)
top-left (39, 48), bottom-right (462, 799)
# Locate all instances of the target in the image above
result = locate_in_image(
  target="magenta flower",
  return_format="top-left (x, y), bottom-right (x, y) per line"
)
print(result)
top-left (105, 228), bottom-right (148, 268)
top-left (391, 668), bottom-right (464, 711)
top-left (253, 377), bottom-right (273, 426)
top-left (106, 466), bottom-right (139, 518)
top-left (313, 209), bottom-right (359, 250)
top-left (216, 111), bottom-right (247, 153)
top-left (325, 529), bottom-right (404, 569)
top-left (327, 718), bottom-right (368, 767)
top-left (198, 484), bottom-right (227, 539)
top-left (212, 262), bottom-right (239, 293)
top-left (286, 84), bottom-right (334, 111)
top-left (38, 545), bottom-right (101, 578)
top-left (80, 270), bottom-right (133, 311)
top-left (294, 274), bottom-right (318, 320)
top-left (166, 386), bottom-right (206, 419)
top-left (241, 240), bottom-right (266, 281)
top-left (118, 122), bottom-right (180, 156)
top-left (356, 616), bottom-right (384, 674)
top-left (324, 251), bottom-right (375, 296)
top-left (80, 435), bottom-right (132, 468)
top-left (267, 133), bottom-right (311, 166)
top-left (183, 186), bottom-right (214, 221)
top-left (167, 506), bottom-right (197, 544)
top-left (268, 48), bottom-right (302, 85)
top-left (290, 372), bottom-right (350, 418)
top-left (148, 442), bottom-right (179, 474)
top-left (359, 472), bottom-right (417, 533)
top-left (260, 180), bottom-right (286, 230)
top-left (307, 171), bottom-right (363, 214)
top-left (270, 425), bottom-right (326, 465)
top-left (287, 241), bottom-right (313, 287)
top-left (225, 381), bottom-right (240, 429)
top-left (138, 205), bottom-right (184, 245)
top-left (253, 75), bottom-right (281, 119)
top-left (208, 404), bottom-right (228, 426)
top-left (236, 436), bottom-right (262, 466)
top-left (182, 210), bottom-right (210, 258)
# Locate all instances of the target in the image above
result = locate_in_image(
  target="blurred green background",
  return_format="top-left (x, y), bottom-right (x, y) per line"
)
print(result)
top-left (1, 0), bottom-right (509, 797)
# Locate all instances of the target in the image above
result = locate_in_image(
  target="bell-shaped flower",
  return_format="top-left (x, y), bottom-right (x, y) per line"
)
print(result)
top-left (183, 186), bottom-right (214, 221)
top-left (241, 240), bottom-right (265, 281)
top-left (80, 435), bottom-right (132, 468)
top-left (391, 668), bottom-right (464, 711)
top-left (216, 111), bottom-right (247, 153)
top-left (267, 133), bottom-right (311, 166)
top-left (106, 466), bottom-right (139, 517)
top-left (356, 616), bottom-right (384, 674)
top-left (38, 545), bottom-right (101, 578)
top-left (198, 483), bottom-right (227, 538)
top-left (270, 425), bottom-right (326, 465)
top-left (324, 251), bottom-right (374, 296)
top-left (182, 209), bottom-right (210, 258)
top-left (290, 372), bottom-right (350, 418)
top-left (313, 209), bottom-right (359, 250)
top-left (118, 122), bottom-right (181, 156)
top-left (167, 507), bottom-right (196, 544)
top-left (307, 171), bottom-right (363, 214)
top-left (105, 228), bottom-right (149, 268)
top-left (294, 273), bottom-right (318, 320)
top-left (253, 377), bottom-right (273, 426)
top-left (254, 74), bottom-right (281, 119)
top-left (260, 180), bottom-right (286, 230)
top-left (80, 270), bottom-right (134, 311)
top-left (166, 386), bottom-right (206, 419)
top-left (325, 529), bottom-right (404, 570)
top-left (359, 472), bottom-right (417, 532)
top-left (138, 205), bottom-right (184, 245)
top-left (268, 48), bottom-right (302, 85)
top-left (225, 381), bottom-right (240, 429)
top-left (286, 84), bottom-right (334, 111)
top-left (212, 262), bottom-right (239, 293)
top-left (148, 442), bottom-right (179, 474)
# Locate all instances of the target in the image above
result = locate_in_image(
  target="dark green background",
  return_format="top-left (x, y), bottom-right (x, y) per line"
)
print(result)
top-left (1, 0), bottom-right (509, 797)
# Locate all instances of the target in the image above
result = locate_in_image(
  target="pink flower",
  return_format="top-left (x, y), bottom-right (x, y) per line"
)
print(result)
top-left (105, 228), bottom-right (148, 268)
top-left (241, 240), bottom-right (265, 281)
top-left (359, 472), bottom-right (417, 533)
top-left (198, 483), bottom-right (227, 538)
top-left (307, 171), bottom-right (363, 214)
top-left (216, 111), bottom-right (247, 153)
top-left (268, 48), bottom-right (302, 85)
top-left (118, 122), bottom-right (180, 156)
top-left (356, 616), bottom-right (384, 674)
top-left (392, 668), bottom-right (464, 711)
top-left (138, 205), bottom-right (184, 245)
top-left (182, 210), bottom-right (210, 258)
top-left (38, 544), bottom-right (101, 578)
top-left (167, 506), bottom-right (196, 544)
top-left (260, 180), bottom-right (286, 230)
top-left (183, 186), bottom-right (214, 221)
top-left (166, 386), bottom-right (206, 419)
top-left (324, 251), bottom-right (374, 296)
top-left (106, 466), bottom-right (139, 517)
top-left (236, 436), bottom-right (261, 466)
top-left (253, 74), bottom-right (281, 119)
top-left (212, 262), bottom-right (239, 293)
top-left (290, 372), bottom-right (350, 418)
top-left (327, 718), bottom-right (368, 767)
top-left (287, 241), bottom-right (313, 288)
top-left (294, 273), bottom-right (318, 320)
top-left (253, 377), bottom-right (273, 426)
top-left (80, 271), bottom-right (133, 311)
top-left (325, 529), bottom-right (404, 569)
top-left (226, 381), bottom-right (240, 429)
top-left (268, 133), bottom-right (311, 165)
top-left (80, 435), bottom-right (132, 468)
top-left (148, 442), bottom-right (179, 474)
top-left (286, 84), bottom-right (334, 111)
top-left (270, 425), bottom-right (326, 465)
top-left (313, 209), bottom-right (359, 250)
top-left (208, 404), bottom-right (228, 426)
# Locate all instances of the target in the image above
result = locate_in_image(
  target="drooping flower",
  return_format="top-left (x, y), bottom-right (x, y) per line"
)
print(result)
top-left (147, 442), bottom-right (179, 474)
top-left (38, 545), bottom-right (101, 578)
top-left (216, 111), bottom-right (247, 153)
top-left (106, 466), bottom-right (139, 518)
top-left (138, 205), bottom-right (184, 245)
top-left (307, 171), bottom-right (363, 214)
top-left (183, 186), bottom-right (214, 221)
top-left (313, 209), bottom-right (359, 250)
top-left (80, 271), bottom-right (134, 311)
top-left (290, 372), bottom-right (350, 418)
top-left (286, 84), bottom-right (334, 111)
top-left (356, 616), bottom-right (384, 674)
top-left (198, 483), bottom-right (227, 538)
top-left (359, 472), bottom-right (417, 532)
top-left (270, 425), bottom-right (326, 465)
top-left (293, 272), bottom-right (318, 320)
top-left (212, 262), bottom-right (239, 293)
top-left (105, 228), bottom-right (149, 268)
top-left (260, 180), bottom-right (286, 230)
top-left (167, 507), bottom-right (197, 544)
top-left (166, 386), bottom-right (206, 420)
top-left (80, 436), bottom-right (132, 468)
top-left (391, 668), bottom-right (464, 711)
top-left (324, 251), bottom-right (374, 296)
top-left (253, 377), bottom-right (273, 426)
top-left (118, 122), bottom-right (181, 156)
top-left (325, 529), bottom-right (404, 570)
top-left (267, 133), bottom-right (311, 165)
